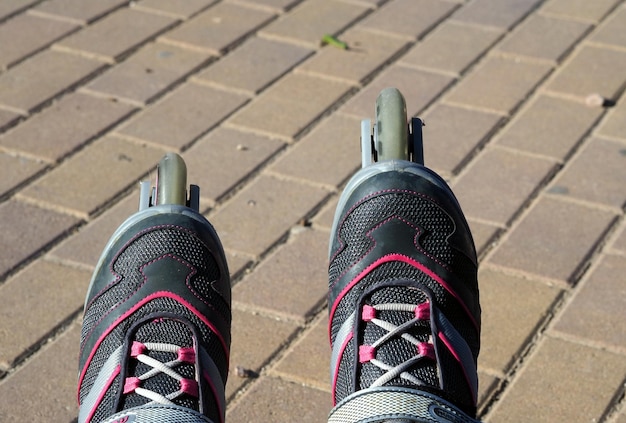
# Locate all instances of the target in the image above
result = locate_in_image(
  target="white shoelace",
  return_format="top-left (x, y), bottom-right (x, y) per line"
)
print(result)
top-left (124, 341), bottom-right (198, 405)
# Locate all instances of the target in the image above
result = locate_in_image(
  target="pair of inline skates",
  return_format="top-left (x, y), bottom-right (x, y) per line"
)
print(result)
top-left (77, 88), bottom-right (481, 423)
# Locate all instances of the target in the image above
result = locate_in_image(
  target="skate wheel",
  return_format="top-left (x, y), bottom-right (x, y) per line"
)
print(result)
top-left (374, 87), bottom-right (409, 161)
top-left (156, 153), bottom-right (188, 206)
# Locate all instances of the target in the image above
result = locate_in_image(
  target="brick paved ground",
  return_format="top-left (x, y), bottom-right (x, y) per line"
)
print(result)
top-left (0, 0), bottom-right (625, 422)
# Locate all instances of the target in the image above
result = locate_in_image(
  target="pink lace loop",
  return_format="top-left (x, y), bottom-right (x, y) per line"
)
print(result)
top-left (418, 342), bottom-right (436, 360)
top-left (123, 377), bottom-right (141, 394)
top-left (361, 305), bottom-right (377, 322)
top-left (130, 341), bottom-right (146, 357)
top-left (415, 303), bottom-right (430, 320)
top-left (180, 378), bottom-right (199, 398)
top-left (359, 345), bottom-right (376, 363)
top-left (178, 347), bottom-right (196, 364)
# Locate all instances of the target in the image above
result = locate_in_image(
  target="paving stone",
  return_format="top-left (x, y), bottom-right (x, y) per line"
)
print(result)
top-left (553, 254), bottom-right (626, 349)
top-left (495, 14), bottom-right (591, 63)
top-left (0, 260), bottom-right (89, 367)
top-left (18, 136), bottom-right (164, 218)
top-left (608, 221), bottom-right (626, 255)
top-left (340, 65), bottom-right (454, 119)
top-left (544, 45), bottom-right (626, 100)
top-left (233, 228), bottom-right (329, 323)
top-left (273, 317), bottom-right (331, 390)
top-left (452, 147), bottom-right (557, 226)
top-left (589, 5), bottom-right (626, 48)
top-left (227, 309), bottom-right (298, 399)
top-left (478, 267), bottom-right (562, 374)
top-left (33, 0), bottom-right (129, 24)
top-left (226, 376), bottom-right (330, 422)
top-left (133, 0), bottom-right (218, 19)
top-left (209, 174), bottom-right (328, 257)
top-left (115, 82), bottom-right (249, 149)
top-left (235, 0), bottom-right (303, 11)
top-left (358, 0), bottom-right (459, 40)
top-left (400, 21), bottom-right (502, 76)
top-left (48, 192), bottom-right (138, 268)
top-left (312, 195), bottom-right (339, 231)
top-left (259, 0), bottom-right (370, 48)
top-left (494, 94), bottom-right (603, 161)
top-left (489, 196), bottom-right (617, 284)
top-left (159, 2), bottom-right (275, 54)
top-left (0, 93), bottom-right (136, 162)
top-left (82, 43), bottom-right (212, 106)
top-left (477, 372), bottom-right (499, 411)
top-left (466, 219), bottom-right (501, 258)
top-left (0, 49), bottom-right (105, 114)
top-left (488, 337), bottom-right (626, 423)
top-left (547, 137), bottom-right (626, 209)
top-left (0, 109), bottom-right (20, 130)
top-left (421, 103), bottom-right (503, 177)
top-left (55, 8), bottom-right (178, 62)
top-left (0, 322), bottom-right (81, 421)
top-left (540, 0), bottom-right (622, 23)
top-left (297, 28), bottom-right (409, 84)
top-left (182, 127), bottom-right (285, 204)
top-left (0, 152), bottom-right (46, 198)
top-left (268, 114), bottom-right (362, 188)
top-left (0, 200), bottom-right (80, 280)
top-left (451, 0), bottom-right (542, 29)
top-left (193, 36), bottom-right (312, 95)
top-left (596, 95), bottom-right (626, 141)
top-left (445, 55), bottom-right (552, 115)
top-left (0, 0), bottom-right (39, 20)
top-left (227, 73), bottom-right (353, 140)
top-left (0, 13), bottom-right (78, 70)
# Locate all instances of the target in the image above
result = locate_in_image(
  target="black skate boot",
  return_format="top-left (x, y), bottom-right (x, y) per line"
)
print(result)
top-left (78, 154), bottom-right (231, 423)
top-left (328, 89), bottom-right (481, 423)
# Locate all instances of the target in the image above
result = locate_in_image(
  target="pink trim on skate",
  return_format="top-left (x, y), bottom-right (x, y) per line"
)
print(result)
top-left (181, 378), bottom-right (199, 397)
top-left (329, 254), bottom-right (478, 331)
top-left (361, 305), bottom-right (376, 322)
top-left (78, 291), bottom-right (229, 395)
top-left (415, 302), bottom-right (430, 320)
top-left (85, 364), bottom-right (121, 423)
top-left (178, 347), bottom-right (196, 363)
top-left (438, 332), bottom-right (477, 405)
top-left (123, 377), bottom-right (141, 394)
top-left (359, 345), bottom-right (375, 363)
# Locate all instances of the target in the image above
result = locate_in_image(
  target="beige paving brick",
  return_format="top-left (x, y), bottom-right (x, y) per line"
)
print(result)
top-left (226, 376), bottom-right (330, 422)
top-left (19, 136), bottom-right (164, 217)
top-left (133, 0), bottom-right (218, 19)
top-left (421, 103), bottom-right (503, 176)
top-left (233, 228), bottom-right (328, 323)
top-left (0, 93), bottom-right (136, 162)
top-left (488, 337), bottom-right (626, 423)
top-left (358, 0), bottom-right (459, 40)
top-left (312, 195), bottom-right (339, 231)
top-left (0, 0), bottom-right (39, 20)
top-left (82, 43), bottom-right (212, 106)
top-left (452, 147), bottom-right (557, 226)
top-left (210, 174), bottom-right (328, 257)
top-left (400, 21), bottom-right (502, 75)
top-left (616, 413), bottom-right (626, 423)
top-left (589, 5), bottom-right (626, 48)
top-left (227, 309), bottom-right (298, 398)
top-left (193, 36), bottom-right (312, 95)
top-left (268, 114), bottom-right (361, 188)
top-left (545, 45), bottom-right (626, 100)
top-left (297, 28), bottom-right (409, 84)
top-left (445, 56), bottom-right (552, 115)
top-left (608, 221), bottom-right (626, 255)
top-left (540, 0), bottom-right (621, 23)
top-left (547, 137), bottom-right (626, 209)
top-left (553, 254), bottom-right (626, 349)
top-left (340, 65), bottom-right (454, 119)
top-left (0, 152), bottom-right (46, 198)
top-left (0, 109), bottom-right (20, 130)
top-left (182, 127), bottom-right (285, 203)
top-left (478, 267), bottom-right (562, 374)
top-left (596, 96), bottom-right (626, 141)
top-left (115, 82), bottom-right (248, 149)
top-left (467, 219), bottom-right (501, 257)
top-left (495, 94), bottom-right (603, 161)
top-left (451, 0), bottom-right (542, 29)
top-left (55, 8), bottom-right (178, 62)
top-left (48, 192), bottom-right (138, 268)
top-left (236, 0), bottom-right (311, 10)
top-left (0, 322), bottom-right (81, 421)
top-left (273, 317), bottom-right (331, 390)
top-left (0, 200), bottom-right (80, 279)
top-left (259, 0), bottom-right (370, 48)
top-left (0, 49), bottom-right (105, 114)
top-left (489, 196), bottom-right (617, 284)
top-left (495, 14), bottom-right (591, 63)
top-left (33, 0), bottom-right (128, 24)
top-left (227, 73), bottom-right (353, 140)
top-left (0, 260), bottom-right (89, 367)
top-left (0, 13), bottom-right (78, 70)
top-left (477, 372), bottom-right (499, 411)
top-left (159, 2), bottom-right (275, 54)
